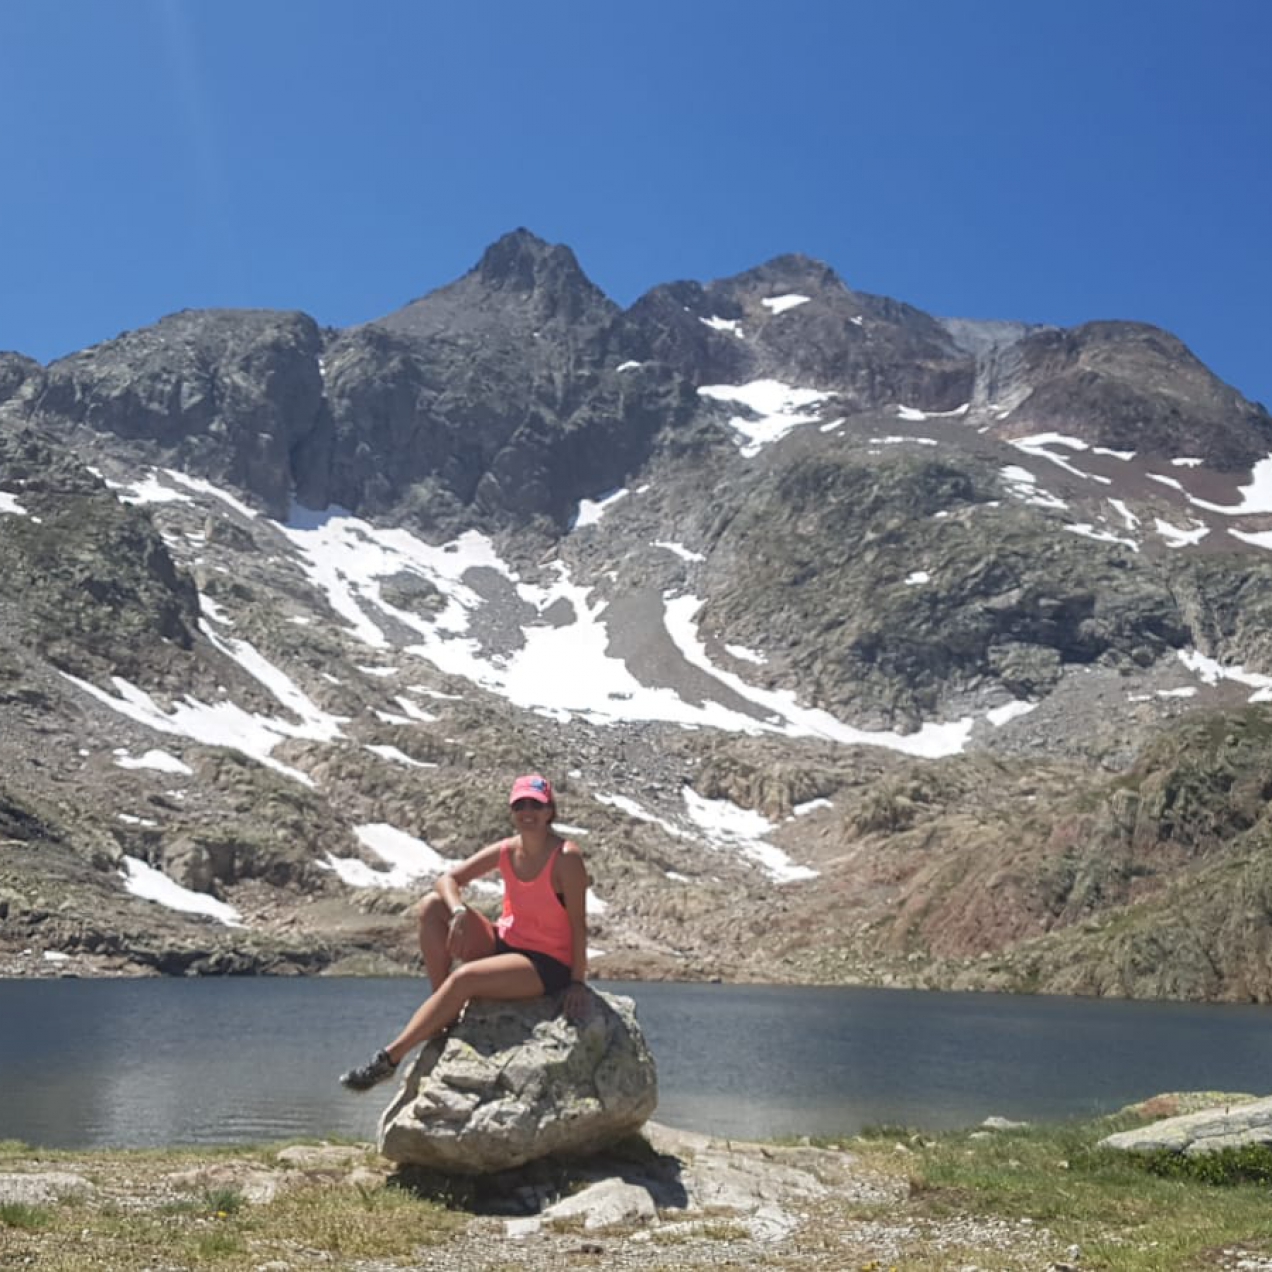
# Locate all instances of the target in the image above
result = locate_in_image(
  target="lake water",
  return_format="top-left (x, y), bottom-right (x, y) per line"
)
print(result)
top-left (1, 977), bottom-right (1269, 1149)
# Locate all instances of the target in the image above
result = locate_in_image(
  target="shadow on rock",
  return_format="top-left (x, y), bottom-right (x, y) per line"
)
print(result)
top-left (387, 1130), bottom-right (688, 1216)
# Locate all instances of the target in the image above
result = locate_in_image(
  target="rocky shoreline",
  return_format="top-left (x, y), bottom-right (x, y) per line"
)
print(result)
top-left (6, 1095), bottom-right (1272, 1270)
top-left (0, 1123), bottom-right (1059, 1271)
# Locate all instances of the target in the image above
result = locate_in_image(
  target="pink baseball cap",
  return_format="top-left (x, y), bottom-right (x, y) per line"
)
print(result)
top-left (509, 774), bottom-right (554, 806)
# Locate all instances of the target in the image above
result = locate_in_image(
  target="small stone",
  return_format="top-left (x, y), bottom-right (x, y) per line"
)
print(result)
top-left (504, 1216), bottom-right (542, 1239)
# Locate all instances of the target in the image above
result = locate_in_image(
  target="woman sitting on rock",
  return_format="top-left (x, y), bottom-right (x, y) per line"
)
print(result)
top-left (340, 774), bottom-right (591, 1091)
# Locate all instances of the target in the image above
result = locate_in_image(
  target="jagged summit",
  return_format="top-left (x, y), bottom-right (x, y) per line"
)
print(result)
top-left (372, 228), bottom-right (617, 340)
top-left (724, 251), bottom-right (846, 296)
top-left (471, 227), bottom-right (601, 297)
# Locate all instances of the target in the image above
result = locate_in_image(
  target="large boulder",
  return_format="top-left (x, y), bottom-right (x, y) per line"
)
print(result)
top-left (377, 989), bottom-right (658, 1173)
top-left (1099, 1094), bottom-right (1272, 1156)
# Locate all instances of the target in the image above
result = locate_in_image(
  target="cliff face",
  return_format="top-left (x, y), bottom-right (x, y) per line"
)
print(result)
top-left (2, 228), bottom-right (1272, 1000)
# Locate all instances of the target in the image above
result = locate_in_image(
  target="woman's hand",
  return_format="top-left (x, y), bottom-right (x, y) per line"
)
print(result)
top-left (445, 908), bottom-right (468, 960)
top-left (443, 904), bottom-right (496, 963)
top-left (563, 981), bottom-right (591, 1022)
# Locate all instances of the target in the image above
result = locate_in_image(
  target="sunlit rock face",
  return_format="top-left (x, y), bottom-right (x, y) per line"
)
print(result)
top-left (377, 991), bottom-right (658, 1173)
top-left (1099, 1095), bottom-right (1272, 1156)
top-left (6, 229), bottom-right (1272, 1000)
top-left (992, 322), bottom-right (1272, 470)
top-left (37, 309), bottom-right (330, 519)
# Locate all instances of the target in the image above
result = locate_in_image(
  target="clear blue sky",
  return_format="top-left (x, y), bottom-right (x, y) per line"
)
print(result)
top-left (3, 1), bottom-right (1269, 407)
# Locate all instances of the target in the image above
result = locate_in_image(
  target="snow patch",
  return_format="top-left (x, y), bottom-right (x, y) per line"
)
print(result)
top-left (664, 594), bottom-right (977, 757)
top-left (365, 744), bottom-right (435, 768)
top-left (894, 404), bottom-right (970, 422)
top-left (697, 379), bottom-right (834, 458)
top-left (761, 294), bottom-right (811, 315)
top-left (1182, 455), bottom-right (1272, 516)
top-left (121, 856), bottom-right (242, 926)
top-left (114, 471), bottom-right (195, 505)
top-left (1155, 518), bottom-right (1210, 548)
top-left (595, 792), bottom-right (690, 841)
top-left (1064, 524), bottom-right (1139, 552)
top-left (792, 798), bottom-right (833, 817)
top-left (653, 540), bottom-right (706, 563)
top-left (68, 623), bottom-right (346, 789)
top-left (113, 748), bottom-right (194, 775)
top-left (1178, 649), bottom-right (1272, 701)
top-left (1108, 499), bottom-right (1140, 530)
top-left (681, 787), bottom-right (817, 883)
top-left (1000, 466), bottom-right (1069, 510)
top-left (162, 469), bottom-right (259, 519)
top-left (1011, 435), bottom-right (1112, 484)
top-left (573, 488), bottom-right (629, 530)
top-left (986, 700), bottom-right (1037, 727)
top-left (321, 823), bottom-right (480, 891)
top-left (700, 315), bottom-right (744, 337)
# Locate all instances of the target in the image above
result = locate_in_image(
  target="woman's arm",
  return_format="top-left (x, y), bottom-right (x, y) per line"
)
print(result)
top-left (434, 841), bottom-right (502, 915)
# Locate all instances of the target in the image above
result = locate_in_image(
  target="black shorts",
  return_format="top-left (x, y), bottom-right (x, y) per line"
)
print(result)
top-left (495, 937), bottom-right (573, 995)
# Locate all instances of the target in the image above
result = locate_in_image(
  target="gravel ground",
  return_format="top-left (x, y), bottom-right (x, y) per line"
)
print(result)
top-left (0, 1132), bottom-right (1075, 1272)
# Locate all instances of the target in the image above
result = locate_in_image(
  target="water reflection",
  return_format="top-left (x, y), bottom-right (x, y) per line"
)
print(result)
top-left (1, 977), bottom-right (1269, 1148)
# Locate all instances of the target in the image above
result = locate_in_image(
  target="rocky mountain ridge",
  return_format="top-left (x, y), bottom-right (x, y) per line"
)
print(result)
top-left (3, 228), bottom-right (1272, 1000)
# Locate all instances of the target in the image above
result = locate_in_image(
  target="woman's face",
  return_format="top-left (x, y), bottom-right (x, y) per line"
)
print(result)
top-left (511, 798), bottom-right (553, 828)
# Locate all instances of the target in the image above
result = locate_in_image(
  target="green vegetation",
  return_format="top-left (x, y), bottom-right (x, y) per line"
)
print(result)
top-left (0, 1143), bottom-right (462, 1272)
top-left (846, 1113), bottom-right (1272, 1270)
top-left (4, 1115), bottom-right (1272, 1269)
top-left (0, 1200), bottom-right (52, 1230)
top-left (1137, 1143), bottom-right (1272, 1186)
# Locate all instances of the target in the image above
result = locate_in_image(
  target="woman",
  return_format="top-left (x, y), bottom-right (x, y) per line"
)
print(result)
top-left (340, 773), bottom-right (591, 1091)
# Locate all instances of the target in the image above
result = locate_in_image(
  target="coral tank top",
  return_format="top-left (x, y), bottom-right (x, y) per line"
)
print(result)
top-left (496, 839), bottom-right (575, 967)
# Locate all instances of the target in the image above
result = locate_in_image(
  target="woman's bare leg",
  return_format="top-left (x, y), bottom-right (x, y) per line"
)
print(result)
top-left (417, 895), bottom-right (496, 988)
top-left (383, 954), bottom-right (544, 1064)
top-left (417, 894), bottom-right (455, 989)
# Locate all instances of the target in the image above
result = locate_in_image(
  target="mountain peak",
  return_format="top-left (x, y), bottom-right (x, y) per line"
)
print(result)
top-left (373, 229), bottom-right (615, 339)
top-left (473, 228), bottom-right (602, 301)
top-left (747, 252), bottom-right (844, 291)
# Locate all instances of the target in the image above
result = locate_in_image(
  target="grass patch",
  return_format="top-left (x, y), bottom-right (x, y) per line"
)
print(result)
top-left (9, 1117), bottom-right (1272, 1270)
top-left (159, 1186), bottom-right (248, 1219)
top-left (0, 1143), bottom-right (465, 1272)
top-left (263, 1178), bottom-right (461, 1257)
top-left (1134, 1144), bottom-right (1272, 1186)
top-left (854, 1115), bottom-right (1272, 1271)
top-left (0, 1200), bottom-right (52, 1230)
top-left (202, 1185), bottom-right (247, 1217)
top-left (856, 1123), bottom-right (925, 1142)
top-left (189, 1227), bottom-right (246, 1259)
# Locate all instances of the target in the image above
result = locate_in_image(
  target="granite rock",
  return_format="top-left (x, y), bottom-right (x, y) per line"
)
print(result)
top-left (377, 989), bottom-right (657, 1173)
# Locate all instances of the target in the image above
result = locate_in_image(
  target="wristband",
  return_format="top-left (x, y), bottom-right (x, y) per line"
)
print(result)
top-left (449, 904), bottom-right (468, 919)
